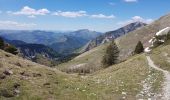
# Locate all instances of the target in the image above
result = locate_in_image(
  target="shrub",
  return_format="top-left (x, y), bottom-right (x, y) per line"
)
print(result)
top-left (4, 45), bottom-right (18, 55)
top-left (102, 40), bottom-right (119, 68)
top-left (134, 41), bottom-right (144, 54)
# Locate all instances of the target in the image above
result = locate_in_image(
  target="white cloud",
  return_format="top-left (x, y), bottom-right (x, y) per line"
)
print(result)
top-left (90, 14), bottom-right (115, 19)
top-left (124, 0), bottom-right (138, 3)
top-left (52, 11), bottom-right (87, 18)
top-left (9, 6), bottom-right (50, 18)
top-left (0, 20), bottom-right (36, 29)
top-left (8, 7), bottom-right (115, 20)
top-left (118, 16), bottom-right (154, 25)
top-left (53, 11), bottom-right (115, 19)
top-left (0, 11), bottom-right (2, 14)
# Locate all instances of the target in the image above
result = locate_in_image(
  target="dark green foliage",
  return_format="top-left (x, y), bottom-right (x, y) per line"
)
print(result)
top-left (4, 45), bottom-right (18, 55)
top-left (0, 37), bottom-right (4, 49)
top-left (134, 41), bottom-right (144, 54)
top-left (102, 40), bottom-right (119, 68)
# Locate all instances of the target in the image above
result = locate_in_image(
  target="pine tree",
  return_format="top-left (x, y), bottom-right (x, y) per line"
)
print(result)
top-left (134, 41), bottom-right (144, 54)
top-left (0, 37), bottom-right (4, 49)
top-left (102, 40), bottom-right (119, 68)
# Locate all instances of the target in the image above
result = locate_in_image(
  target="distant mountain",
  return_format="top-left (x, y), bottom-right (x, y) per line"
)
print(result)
top-left (0, 29), bottom-right (101, 54)
top-left (0, 30), bottom-right (64, 45)
top-left (69, 29), bottom-right (102, 40)
top-left (50, 35), bottom-right (88, 54)
top-left (4, 39), bottom-right (27, 46)
top-left (81, 22), bottom-right (146, 52)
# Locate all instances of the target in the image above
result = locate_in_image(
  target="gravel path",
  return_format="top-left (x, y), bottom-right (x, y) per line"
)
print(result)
top-left (146, 56), bottom-right (170, 100)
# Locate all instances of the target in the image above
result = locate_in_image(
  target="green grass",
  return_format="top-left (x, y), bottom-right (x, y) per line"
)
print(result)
top-left (149, 43), bottom-right (170, 71)
top-left (0, 47), bottom-right (165, 100)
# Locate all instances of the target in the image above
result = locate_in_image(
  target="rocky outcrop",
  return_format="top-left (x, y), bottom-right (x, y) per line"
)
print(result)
top-left (81, 22), bottom-right (146, 53)
top-left (145, 27), bottom-right (170, 52)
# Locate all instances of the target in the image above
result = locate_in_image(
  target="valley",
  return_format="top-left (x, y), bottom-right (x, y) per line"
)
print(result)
top-left (0, 1), bottom-right (170, 99)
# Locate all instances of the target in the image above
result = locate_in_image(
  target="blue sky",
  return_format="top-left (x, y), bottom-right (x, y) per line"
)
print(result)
top-left (0, 0), bottom-right (169, 32)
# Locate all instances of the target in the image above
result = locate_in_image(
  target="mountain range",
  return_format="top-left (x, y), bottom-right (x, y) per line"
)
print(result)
top-left (0, 29), bottom-right (102, 54)
top-left (80, 22), bottom-right (146, 53)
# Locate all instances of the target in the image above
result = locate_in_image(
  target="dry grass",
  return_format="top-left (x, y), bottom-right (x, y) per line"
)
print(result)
top-left (56, 43), bottom-right (110, 73)
top-left (149, 43), bottom-right (170, 71)
top-left (116, 13), bottom-right (170, 60)
top-left (0, 47), bottom-right (164, 100)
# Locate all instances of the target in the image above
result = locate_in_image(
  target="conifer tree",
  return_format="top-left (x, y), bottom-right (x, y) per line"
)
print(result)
top-left (102, 40), bottom-right (119, 68)
top-left (134, 41), bottom-right (144, 54)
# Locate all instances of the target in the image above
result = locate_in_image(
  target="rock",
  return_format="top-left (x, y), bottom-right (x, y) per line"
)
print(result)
top-left (43, 83), bottom-right (50, 86)
top-left (54, 81), bottom-right (59, 84)
top-left (43, 83), bottom-right (51, 88)
top-left (122, 92), bottom-right (127, 95)
top-left (13, 89), bottom-right (20, 96)
top-left (156, 27), bottom-right (170, 36)
top-left (15, 62), bottom-right (22, 67)
top-left (0, 74), bottom-right (6, 79)
top-left (20, 71), bottom-right (30, 77)
top-left (33, 73), bottom-right (41, 77)
top-left (5, 54), bottom-right (10, 57)
top-left (13, 83), bottom-right (20, 89)
top-left (145, 27), bottom-right (170, 52)
top-left (47, 73), bottom-right (53, 76)
top-left (49, 91), bottom-right (54, 94)
top-left (3, 69), bottom-right (13, 75)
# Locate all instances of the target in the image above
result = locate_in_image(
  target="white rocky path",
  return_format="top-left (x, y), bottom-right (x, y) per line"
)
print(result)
top-left (146, 56), bottom-right (170, 100)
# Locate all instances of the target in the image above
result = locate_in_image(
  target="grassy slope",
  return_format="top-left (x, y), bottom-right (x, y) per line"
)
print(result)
top-left (149, 41), bottom-right (170, 71)
top-left (116, 13), bottom-right (170, 60)
top-left (56, 43), bottom-right (109, 72)
top-left (0, 49), bottom-right (164, 100)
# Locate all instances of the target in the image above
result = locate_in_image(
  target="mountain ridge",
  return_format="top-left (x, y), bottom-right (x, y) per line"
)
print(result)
top-left (80, 22), bottom-right (146, 53)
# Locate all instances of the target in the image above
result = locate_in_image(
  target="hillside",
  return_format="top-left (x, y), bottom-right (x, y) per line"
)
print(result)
top-left (57, 42), bottom-right (109, 73)
top-left (81, 22), bottom-right (146, 53)
top-left (116, 13), bottom-right (170, 60)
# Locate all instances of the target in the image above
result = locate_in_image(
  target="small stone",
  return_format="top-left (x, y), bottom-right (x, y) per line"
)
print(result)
top-left (3, 69), bottom-right (13, 75)
top-left (82, 90), bottom-right (86, 92)
top-left (54, 81), bottom-right (59, 84)
top-left (122, 96), bottom-right (126, 99)
top-left (13, 83), bottom-right (20, 89)
top-left (122, 92), bottom-right (127, 95)
top-left (20, 71), bottom-right (30, 77)
top-left (33, 73), bottom-right (41, 77)
top-left (13, 89), bottom-right (20, 96)
top-left (15, 62), bottom-right (22, 67)
top-left (43, 83), bottom-right (50, 86)
top-left (5, 54), bottom-right (10, 57)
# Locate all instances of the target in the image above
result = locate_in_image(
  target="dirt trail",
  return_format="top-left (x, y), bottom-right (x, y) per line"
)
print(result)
top-left (146, 56), bottom-right (170, 100)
